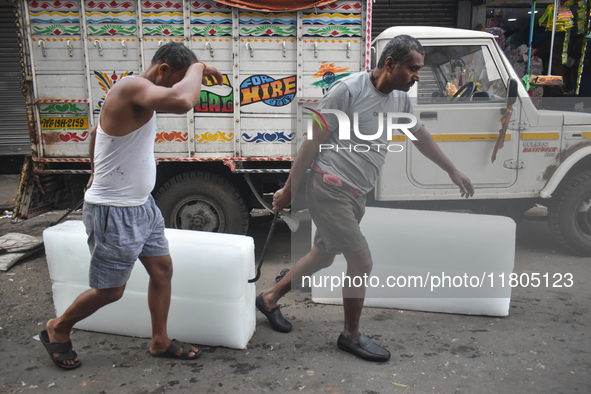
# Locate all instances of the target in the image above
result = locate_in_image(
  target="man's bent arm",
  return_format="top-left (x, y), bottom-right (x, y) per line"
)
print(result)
top-left (273, 122), bottom-right (331, 210)
top-left (131, 63), bottom-right (223, 114)
top-left (411, 126), bottom-right (474, 198)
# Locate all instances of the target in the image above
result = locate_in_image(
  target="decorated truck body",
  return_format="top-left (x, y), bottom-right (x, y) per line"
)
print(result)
top-left (13, 0), bottom-right (369, 234)
top-left (12, 1), bottom-right (591, 256)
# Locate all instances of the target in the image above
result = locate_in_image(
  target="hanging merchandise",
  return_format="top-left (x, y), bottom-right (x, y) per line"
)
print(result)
top-left (576, 1), bottom-right (591, 94)
top-left (576, 40), bottom-right (588, 94)
top-left (540, 1), bottom-right (575, 66)
top-left (539, 1), bottom-right (575, 32)
top-left (563, 29), bottom-right (572, 63)
top-left (577, 0), bottom-right (588, 34)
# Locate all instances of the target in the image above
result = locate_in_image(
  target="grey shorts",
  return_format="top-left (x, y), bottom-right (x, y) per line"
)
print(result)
top-left (306, 170), bottom-right (368, 255)
top-left (82, 195), bottom-right (169, 289)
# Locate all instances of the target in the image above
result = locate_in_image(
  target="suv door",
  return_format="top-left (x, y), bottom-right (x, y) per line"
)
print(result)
top-left (376, 40), bottom-right (520, 200)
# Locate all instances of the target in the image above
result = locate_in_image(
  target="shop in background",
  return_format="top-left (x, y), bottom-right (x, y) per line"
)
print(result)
top-left (480, 1), bottom-right (590, 98)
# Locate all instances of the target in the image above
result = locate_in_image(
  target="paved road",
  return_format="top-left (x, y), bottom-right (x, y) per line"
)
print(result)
top-left (0, 183), bottom-right (589, 393)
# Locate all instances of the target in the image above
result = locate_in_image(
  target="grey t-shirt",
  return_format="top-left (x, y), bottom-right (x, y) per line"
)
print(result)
top-left (314, 71), bottom-right (421, 194)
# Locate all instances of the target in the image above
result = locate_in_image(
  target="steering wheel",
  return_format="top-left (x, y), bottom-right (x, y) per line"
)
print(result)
top-left (452, 82), bottom-right (475, 101)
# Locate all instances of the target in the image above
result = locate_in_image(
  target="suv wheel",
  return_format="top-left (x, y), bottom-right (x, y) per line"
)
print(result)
top-left (548, 171), bottom-right (591, 256)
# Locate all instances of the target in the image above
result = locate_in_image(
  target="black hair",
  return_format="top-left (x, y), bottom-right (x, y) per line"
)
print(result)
top-left (377, 35), bottom-right (424, 68)
top-left (151, 42), bottom-right (198, 72)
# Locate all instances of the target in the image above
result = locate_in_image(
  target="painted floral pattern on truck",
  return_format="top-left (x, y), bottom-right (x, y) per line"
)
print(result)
top-left (94, 71), bottom-right (133, 114)
top-left (195, 131), bottom-right (234, 143)
top-left (155, 131), bottom-right (188, 143)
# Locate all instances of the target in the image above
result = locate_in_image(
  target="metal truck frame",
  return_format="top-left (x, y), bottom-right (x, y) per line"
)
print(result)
top-left (11, 1), bottom-right (591, 256)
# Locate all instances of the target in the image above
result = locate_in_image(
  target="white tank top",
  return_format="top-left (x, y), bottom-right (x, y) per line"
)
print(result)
top-left (84, 112), bottom-right (157, 207)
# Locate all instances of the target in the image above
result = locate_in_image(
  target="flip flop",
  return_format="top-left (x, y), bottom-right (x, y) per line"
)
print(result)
top-left (39, 330), bottom-right (82, 370)
top-left (149, 339), bottom-right (200, 360)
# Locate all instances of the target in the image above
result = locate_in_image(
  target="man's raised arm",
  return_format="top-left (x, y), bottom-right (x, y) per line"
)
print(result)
top-left (128, 63), bottom-right (223, 114)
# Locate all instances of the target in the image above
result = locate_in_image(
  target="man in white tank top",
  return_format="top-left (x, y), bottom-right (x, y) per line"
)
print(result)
top-left (40, 43), bottom-right (223, 369)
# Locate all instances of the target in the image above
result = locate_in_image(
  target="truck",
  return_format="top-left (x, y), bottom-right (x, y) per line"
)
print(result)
top-left (11, 0), bottom-right (591, 256)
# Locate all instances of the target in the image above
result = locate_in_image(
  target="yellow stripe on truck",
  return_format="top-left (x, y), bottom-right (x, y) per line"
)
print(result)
top-left (390, 134), bottom-right (512, 142)
top-left (432, 134), bottom-right (512, 142)
top-left (521, 132), bottom-right (560, 140)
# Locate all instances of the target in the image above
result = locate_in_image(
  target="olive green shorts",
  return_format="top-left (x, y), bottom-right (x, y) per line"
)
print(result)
top-left (306, 170), bottom-right (368, 255)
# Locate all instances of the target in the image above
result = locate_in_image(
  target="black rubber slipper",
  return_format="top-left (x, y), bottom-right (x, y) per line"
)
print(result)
top-left (149, 339), bottom-right (201, 360)
top-left (39, 330), bottom-right (82, 370)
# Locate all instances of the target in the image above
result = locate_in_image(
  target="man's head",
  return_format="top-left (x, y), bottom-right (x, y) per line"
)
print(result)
top-left (150, 42), bottom-right (198, 87)
top-left (377, 35), bottom-right (424, 92)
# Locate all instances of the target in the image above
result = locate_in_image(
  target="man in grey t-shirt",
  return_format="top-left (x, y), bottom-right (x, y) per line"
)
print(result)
top-left (256, 35), bottom-right (474, 362)
top-left (313, 69), bottom-right (421, 195)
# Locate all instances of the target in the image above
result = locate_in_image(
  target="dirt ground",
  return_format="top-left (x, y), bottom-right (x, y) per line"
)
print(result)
top-left (0, 174), bottom-right (590, 393)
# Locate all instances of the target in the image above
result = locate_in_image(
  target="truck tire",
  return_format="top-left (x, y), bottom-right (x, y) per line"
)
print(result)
top-left (548, 171), bottom-right (591, 256)
top-left (154, 171), bottom-right (249, 235)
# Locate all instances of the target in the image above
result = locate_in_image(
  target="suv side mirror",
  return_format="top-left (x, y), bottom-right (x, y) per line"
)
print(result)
top-left (507, 78), bottom-right (518, 105)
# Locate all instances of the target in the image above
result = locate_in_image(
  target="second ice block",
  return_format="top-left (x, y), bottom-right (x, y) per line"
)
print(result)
top-left (310, 208), bottom-right (515, 316)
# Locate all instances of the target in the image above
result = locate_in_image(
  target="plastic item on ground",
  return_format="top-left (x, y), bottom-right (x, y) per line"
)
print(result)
top-left (0, 210), bottom-right (14, 219)
top-left (43, 220), bottom-right (256, 349)
top-left (311, 208), bottom-right (515, 317)
top-left (0, 233), bottom-right (43, 271)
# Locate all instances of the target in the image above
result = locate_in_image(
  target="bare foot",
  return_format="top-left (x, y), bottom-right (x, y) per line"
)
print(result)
top-left (46, 319), bottom-right (79, 367)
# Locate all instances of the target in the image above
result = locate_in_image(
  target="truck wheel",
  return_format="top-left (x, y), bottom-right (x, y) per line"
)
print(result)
top-left (154, 171), bottom-right (249, 235)
top-left (548, 171), bottom-right (591, 256)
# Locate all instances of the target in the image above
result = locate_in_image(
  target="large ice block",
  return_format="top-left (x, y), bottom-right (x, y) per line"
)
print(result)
top-left (310, 208), bottom-right (515, 316)
top-left (43, 220), bottom-right (256, 349)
